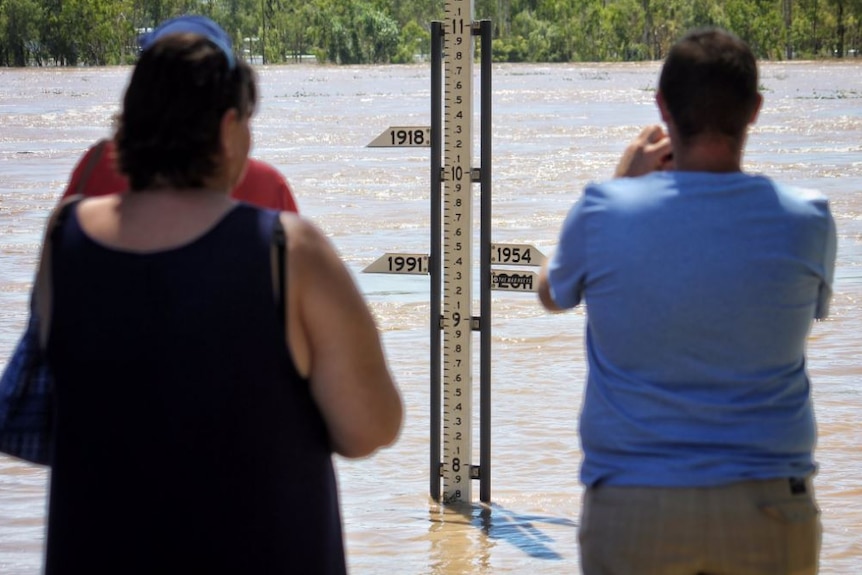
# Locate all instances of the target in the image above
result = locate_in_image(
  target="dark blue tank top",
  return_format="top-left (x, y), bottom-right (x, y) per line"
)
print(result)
top-left (45, 202), bottom-right (346, 574)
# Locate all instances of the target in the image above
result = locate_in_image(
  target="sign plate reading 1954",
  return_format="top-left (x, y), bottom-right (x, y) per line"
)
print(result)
top-left (490, 243), bottom-right (546, 267)
top-left (363, 253), bottom-right (430, 275)
top-left (367, 126), bottom-right (432, 148)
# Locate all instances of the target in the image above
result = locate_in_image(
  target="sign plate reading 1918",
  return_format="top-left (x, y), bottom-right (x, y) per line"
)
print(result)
top-left (363, 253), bottom-right (430, 275)
top-left (367, 126), bottom-right (432, 148)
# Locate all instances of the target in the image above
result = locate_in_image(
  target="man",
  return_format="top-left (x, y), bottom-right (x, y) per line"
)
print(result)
top-left (538, 28), bottom-right (835, 575)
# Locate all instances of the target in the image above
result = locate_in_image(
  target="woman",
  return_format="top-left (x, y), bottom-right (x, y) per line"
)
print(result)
top-left (36, 16), bottom-right (402, 574)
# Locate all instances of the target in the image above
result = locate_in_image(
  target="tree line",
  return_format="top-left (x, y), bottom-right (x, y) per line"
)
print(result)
top-left (1, 0), bottom-right (860, 66)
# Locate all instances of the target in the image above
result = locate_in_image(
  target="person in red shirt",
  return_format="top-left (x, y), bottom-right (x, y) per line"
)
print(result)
top-left (62, 138), bottom-right (299, 213)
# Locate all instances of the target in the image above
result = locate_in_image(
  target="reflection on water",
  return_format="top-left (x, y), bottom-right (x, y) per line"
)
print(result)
top-left (1, 62), bottom-right (861, 574)
top-left (476, 504), bottom-right (576, 561)
top-left (426, 503), bottom-right (577, 574)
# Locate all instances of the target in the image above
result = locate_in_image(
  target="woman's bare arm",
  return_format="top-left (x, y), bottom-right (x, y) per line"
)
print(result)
top-left (282, 213), bottom-right (403, 458)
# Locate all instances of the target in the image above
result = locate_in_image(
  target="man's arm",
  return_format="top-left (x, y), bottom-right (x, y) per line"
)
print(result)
top-left (537, 263), bottom-right (563, 312)
top-left (815, 205), bottom-right (837, 320)
top-left (538, 125), bottom-right (673, 313)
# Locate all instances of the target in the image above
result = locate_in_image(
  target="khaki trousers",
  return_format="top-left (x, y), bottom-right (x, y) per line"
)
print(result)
top-left (579, 476), bottom-right (821, 575)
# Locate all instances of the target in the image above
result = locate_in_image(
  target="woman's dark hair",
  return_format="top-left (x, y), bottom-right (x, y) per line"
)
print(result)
top-left (116, 34), bottom-right (257, 191)
top-left (659, 28), bottom-right (759, 145)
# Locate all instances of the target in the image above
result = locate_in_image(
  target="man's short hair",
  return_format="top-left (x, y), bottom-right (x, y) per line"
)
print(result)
top-left (659, 27), bottom-right (759, 144)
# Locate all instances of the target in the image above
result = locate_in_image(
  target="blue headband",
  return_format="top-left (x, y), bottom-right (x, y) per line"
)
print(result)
top-left (138, 15), bottom-right (236, 69)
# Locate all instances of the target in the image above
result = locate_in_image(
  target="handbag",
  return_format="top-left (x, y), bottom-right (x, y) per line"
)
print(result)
top-left (0, 305), bottom-right (54, 465)
top-left (0, 196), bottom-right (81, 465)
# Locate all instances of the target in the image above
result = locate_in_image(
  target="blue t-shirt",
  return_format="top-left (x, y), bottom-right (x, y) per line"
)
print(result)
top-left (547, 171), bottom-right (836, 487)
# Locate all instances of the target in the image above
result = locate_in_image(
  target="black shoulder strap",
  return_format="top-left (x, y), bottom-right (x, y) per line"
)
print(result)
top-left (272, 216), bottom-right (287, 329)
top-left (33, 196), bottom-right (83, 347)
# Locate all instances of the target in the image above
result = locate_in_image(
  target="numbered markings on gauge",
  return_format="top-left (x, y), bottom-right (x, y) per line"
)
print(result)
top-left (367, 126), bottom-right (432, 148)
top-left (363, 253), bottom-right (430, 275)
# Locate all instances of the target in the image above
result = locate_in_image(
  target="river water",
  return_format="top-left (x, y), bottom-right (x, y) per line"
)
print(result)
top-left (0, 61), bottom-right (860, 574)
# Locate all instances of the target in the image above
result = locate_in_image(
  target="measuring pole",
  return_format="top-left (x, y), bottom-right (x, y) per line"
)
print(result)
top-left (366, 17), bottom-right (537, 507)
top-left (441, 0), bottom-right (475, 505)
top-left (430, 0), bottom-right (496, 505)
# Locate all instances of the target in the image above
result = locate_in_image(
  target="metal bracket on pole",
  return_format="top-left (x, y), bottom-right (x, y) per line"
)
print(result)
top-left (429, 20), bottom-right (443, 502)
top-left (477, 18), bottom-right (493, 505)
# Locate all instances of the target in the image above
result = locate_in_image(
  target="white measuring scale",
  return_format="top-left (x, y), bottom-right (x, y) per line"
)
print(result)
top-left (441, 0), bottom-right (475, 504)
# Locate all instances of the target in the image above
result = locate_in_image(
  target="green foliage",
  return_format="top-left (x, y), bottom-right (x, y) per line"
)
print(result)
top-left (0, 0), bottom-right (42, 66)
top-left (602, 0), bottom-right (647, 61)
top-left (0, 0), bottom-right (860, 66)
top-left (55, 0), bottom-right (136, 65)
top-left (393, 19), bottom-right (430, 63)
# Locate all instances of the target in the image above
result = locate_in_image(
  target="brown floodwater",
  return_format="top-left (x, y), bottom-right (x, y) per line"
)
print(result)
top-left (1, 60), bottom-right (860, 573)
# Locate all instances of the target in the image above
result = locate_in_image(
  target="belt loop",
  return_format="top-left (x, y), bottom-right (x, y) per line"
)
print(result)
top-left (789, 477), bottom-right (807, 495)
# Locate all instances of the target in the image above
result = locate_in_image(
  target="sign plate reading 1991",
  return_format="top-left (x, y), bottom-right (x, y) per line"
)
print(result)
top-left (363, 253), bottom-right (430, 275)
top-left (367, 126), bottom-right (432, 148)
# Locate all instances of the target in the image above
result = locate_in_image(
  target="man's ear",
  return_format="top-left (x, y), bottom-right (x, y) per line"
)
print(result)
top-left (749, 93), bottom-right (764, 125)
top-left (656, 90), bottom-right (671, 123)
